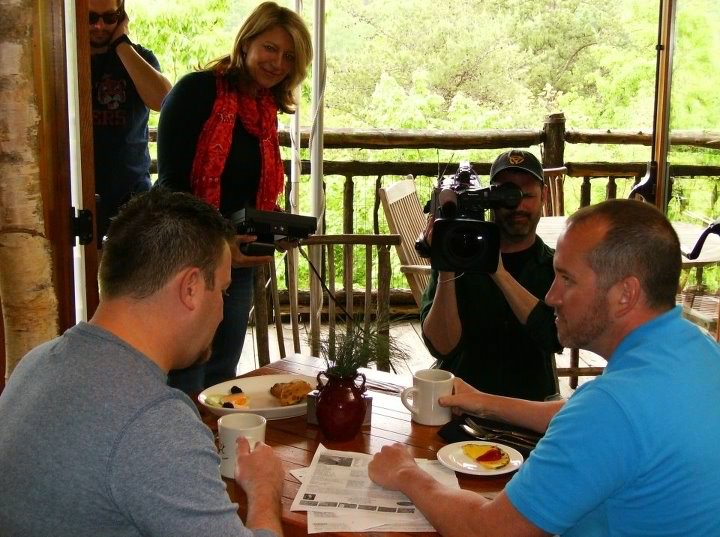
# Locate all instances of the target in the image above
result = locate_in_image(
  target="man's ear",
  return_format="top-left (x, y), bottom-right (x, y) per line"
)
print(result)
top-left (177, 267), bottom-right (203, 310)
top-left (613, 276), bottom-right (642, 317)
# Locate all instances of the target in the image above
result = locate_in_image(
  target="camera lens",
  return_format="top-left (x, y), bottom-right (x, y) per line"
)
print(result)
top-left (432, 219), bottom-right (501, 273)
top-left (445, 223), bottom-right (488, 261)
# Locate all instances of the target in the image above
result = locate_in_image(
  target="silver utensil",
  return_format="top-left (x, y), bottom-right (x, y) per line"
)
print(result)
top-left (460, 424), bottom-right (536, 450)
top-left (460, 424), bottom-right (501, 441)
top-left (462, 421), bottom-right (537, 448)
top-left (465, 417), bottom-right (541, 443)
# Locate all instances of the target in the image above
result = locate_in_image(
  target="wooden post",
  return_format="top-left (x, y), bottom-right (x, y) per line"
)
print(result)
top-left (343, 243), bottom-right (353, 331)
top-left (342, 176), bottom-right (353, 329)
top-left (327, 245), bottom-right (336, 360)
top-left (0, 303), bottom-right (4, 393)
top-left (254, 266), bottom-right (270, 366)
top-left (343, 175), bottom-right (354, 234)
top-left (363, 246), bottom-right (372, 334)
top-left (543, 113), bottom-right (566, 168)
top-left (309, 244), bottom-right (323, 357)
top-left (606, 177), bottom-right (618, 200)
top-left (1, 0), bottom-right (65, 380)
top-left (376, 245), bottom-right (392, 372)
top-left (269, 262), bottom-right (285, 359)
top-left (373, 175), bottom-right (382, 235)
top-left (581, 177), bottom-right (592, 207)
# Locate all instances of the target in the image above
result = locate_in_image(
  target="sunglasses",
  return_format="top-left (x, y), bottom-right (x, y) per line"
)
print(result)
top-left (89, 10), bottom-right (123, 25)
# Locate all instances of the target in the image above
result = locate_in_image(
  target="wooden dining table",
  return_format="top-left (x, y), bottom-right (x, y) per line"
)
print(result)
top-left (537, 216), bottom-right (720, 268)
top-left (195, 354), bottom-right (512, 537)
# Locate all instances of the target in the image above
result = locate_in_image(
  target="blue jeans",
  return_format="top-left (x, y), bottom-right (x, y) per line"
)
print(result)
top-left (167, 266), bottom-right (254, 394)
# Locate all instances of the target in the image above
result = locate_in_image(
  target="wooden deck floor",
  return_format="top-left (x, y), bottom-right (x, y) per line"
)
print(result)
top-left (238, 320), bottom-right (605, 399)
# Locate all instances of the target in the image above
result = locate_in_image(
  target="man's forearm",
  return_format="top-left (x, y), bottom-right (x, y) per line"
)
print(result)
top-left (491, 268), bottom-right (540, 325)
top-left (397, 466), bottom-right (488, 536)
top-left (466, 391), bottom-right (564, 433)
top-left (396, 467), bottom-right (544, 537)
top-left (245, 484), bottom-right (284, 536)
top-left (422, 273), bottom-right (462, 354)
top-left (116, 42), bottom-right (171, 111)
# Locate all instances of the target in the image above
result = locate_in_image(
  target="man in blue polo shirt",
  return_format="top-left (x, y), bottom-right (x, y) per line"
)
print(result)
top-left (369, 199), bottom-right (720, 536)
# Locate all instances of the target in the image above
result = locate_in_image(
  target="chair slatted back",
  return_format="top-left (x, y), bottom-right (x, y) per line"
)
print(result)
top-left (379, 178), bottom-right (432, 307)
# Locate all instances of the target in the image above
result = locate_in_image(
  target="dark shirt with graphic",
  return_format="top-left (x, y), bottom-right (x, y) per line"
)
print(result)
top-left (91, 44), bottom-right (160, 241)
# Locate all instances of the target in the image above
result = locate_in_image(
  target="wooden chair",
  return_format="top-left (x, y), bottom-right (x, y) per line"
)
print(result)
top-left (539, 166), bottom-right (589, 388)
top-left (675, 219), bottom-right (720, 342)
top-left (253, 234), bottom-right (401, 371)
top-left (677, 287), bottom-right (720, 342)
top-left (379, 177), bottom-right (432, 307)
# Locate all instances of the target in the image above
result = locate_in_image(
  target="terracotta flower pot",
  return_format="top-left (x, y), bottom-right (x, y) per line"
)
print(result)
top-left (315, 371), bottom-right (367, 441)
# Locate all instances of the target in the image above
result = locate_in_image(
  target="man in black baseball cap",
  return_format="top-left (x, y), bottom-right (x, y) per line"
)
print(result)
top-left (420, 149), bottom-right (561, 401)
top-left (489, 150), bottom-right (546, 245)
top-left (490, 149), bottom-right (545, 184)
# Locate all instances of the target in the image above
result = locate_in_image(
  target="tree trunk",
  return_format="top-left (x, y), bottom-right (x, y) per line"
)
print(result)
top-left (0, 0), bottom-right (59, 381)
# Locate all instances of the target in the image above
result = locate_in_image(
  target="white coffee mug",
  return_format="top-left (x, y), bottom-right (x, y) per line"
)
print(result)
top-left (217, 413), bottom-right (267, 479)
top-left (401, 369), bottom-right (454, 426)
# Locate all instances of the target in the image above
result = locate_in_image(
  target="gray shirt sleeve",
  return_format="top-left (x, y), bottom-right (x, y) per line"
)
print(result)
top-left (109, 397), bottom-right (277, 537)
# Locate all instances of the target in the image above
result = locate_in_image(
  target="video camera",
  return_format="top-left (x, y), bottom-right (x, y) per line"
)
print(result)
top-left (415, 162), bottom-right (522, 272)
top-left (230, 208), bottom-right (317, 256)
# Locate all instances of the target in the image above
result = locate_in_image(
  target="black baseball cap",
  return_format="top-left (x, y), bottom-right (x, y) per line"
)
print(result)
top-left (490, 150), bottom-right (544, 184)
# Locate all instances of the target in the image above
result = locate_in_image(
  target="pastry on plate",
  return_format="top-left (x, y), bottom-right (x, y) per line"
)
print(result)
top-left (269, 379), bottom-right (313, 406)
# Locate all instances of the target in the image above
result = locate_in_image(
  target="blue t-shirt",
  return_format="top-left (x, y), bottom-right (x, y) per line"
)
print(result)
top-left (506, 307), bottom-right (720, 536)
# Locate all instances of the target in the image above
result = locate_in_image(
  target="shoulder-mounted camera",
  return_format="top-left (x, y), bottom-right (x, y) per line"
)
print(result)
top-left (415, 162), bottom-right (522, 273)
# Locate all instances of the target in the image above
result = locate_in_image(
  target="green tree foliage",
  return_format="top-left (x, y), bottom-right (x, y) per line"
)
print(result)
top-left (126, 0), bottom-right (720, 289)
top-left (126, 0), bottom-right (235, 83)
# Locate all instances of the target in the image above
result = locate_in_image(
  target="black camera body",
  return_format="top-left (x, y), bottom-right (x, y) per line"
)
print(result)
top-left (416, 162), bottom-right (522, 273)
top-left (230, 208), bottom-right (317, 256)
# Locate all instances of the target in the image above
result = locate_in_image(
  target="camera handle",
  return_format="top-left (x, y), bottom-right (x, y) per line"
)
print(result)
top-left (240, 241), bottom-right (276, 256)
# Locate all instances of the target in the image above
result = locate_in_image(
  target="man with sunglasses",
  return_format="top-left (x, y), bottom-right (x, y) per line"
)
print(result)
top-left (420, 150), bottom-right (562, 401)
top-left (90, 0), bottom-right (171, 246)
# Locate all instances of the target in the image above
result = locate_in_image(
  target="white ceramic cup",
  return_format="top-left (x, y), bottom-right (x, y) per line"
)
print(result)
top-left (400, 369), bottom-right (454, 426)
top-left (217, 413), bottom-right (267, 479)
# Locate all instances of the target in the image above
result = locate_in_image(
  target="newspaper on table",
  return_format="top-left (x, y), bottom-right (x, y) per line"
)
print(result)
top-left (290, 444), bottom-right (460, 533)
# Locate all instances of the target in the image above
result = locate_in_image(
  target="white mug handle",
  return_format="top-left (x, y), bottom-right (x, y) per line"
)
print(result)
top-left (400, 387), bottom-right (418, 414)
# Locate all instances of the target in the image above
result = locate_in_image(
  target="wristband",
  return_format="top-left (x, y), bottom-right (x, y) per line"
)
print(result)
top-left (110, 34), bottom-right (132, 52)
top-left (437, 272), bottom-right (463, 284)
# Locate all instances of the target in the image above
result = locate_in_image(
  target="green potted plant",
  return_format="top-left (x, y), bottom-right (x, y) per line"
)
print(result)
top-left (315, 320), bottom-right (408, 440)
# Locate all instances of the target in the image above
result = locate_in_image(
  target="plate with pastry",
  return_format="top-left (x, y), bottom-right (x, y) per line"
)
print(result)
top-left (436, 441), bottom-right (524, 476)
top-left (198, 374), bottom-right (316, 419)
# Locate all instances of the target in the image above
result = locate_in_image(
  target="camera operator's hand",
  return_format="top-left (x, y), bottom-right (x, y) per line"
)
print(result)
top-left (231, 235), bottom-right (274, 268)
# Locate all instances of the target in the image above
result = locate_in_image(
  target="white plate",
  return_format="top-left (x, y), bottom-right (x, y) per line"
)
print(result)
top-left (198, 374), bottom-right (316, 420)
top-left (436, 441), bottom-right (524, 476)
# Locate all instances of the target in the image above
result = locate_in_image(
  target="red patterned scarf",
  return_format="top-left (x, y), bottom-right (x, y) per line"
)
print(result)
top-left (190, 73), bottom-right (284, 211)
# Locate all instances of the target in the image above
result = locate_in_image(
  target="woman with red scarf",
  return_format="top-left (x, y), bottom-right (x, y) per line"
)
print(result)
top-left (156, 2), bottom-right (312, 394)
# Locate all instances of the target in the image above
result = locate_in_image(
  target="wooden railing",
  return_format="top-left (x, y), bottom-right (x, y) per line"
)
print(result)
top-left (148, 113), bottom-right (720, 311)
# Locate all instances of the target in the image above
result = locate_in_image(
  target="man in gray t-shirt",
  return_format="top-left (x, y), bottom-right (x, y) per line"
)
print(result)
top-left (0, 189), bottom-right (283, 537)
